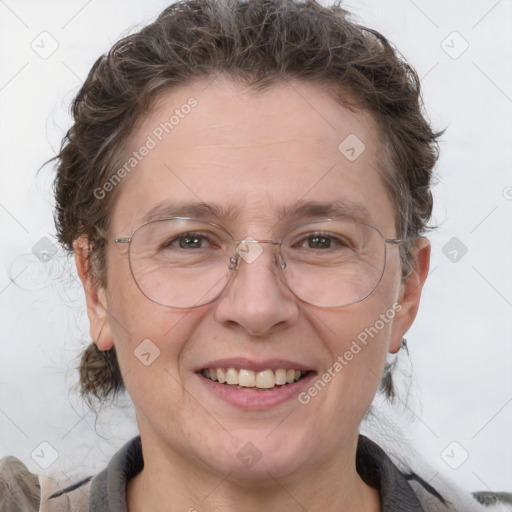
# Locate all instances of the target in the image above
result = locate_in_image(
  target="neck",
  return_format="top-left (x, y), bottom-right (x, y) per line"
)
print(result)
top-left (126, 433), bottom-right (381, 512)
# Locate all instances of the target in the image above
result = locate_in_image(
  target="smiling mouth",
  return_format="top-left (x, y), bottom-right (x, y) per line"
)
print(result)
top-left (200, 368), bottom-right (312, 390)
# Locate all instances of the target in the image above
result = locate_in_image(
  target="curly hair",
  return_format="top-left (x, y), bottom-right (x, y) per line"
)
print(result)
top-left (53, 0), bottom-right (443, 405)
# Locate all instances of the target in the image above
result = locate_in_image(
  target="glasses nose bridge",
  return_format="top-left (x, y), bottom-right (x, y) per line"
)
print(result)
top-left (229, 238), bottom-right (285, 271)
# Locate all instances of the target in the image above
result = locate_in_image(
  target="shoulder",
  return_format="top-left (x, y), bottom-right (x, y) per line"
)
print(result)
top-left (473, 492), bottom-right (512, 508)
top-left (358, 407), bottom-right (512, 512)
top-left (0, 436), bottom-right (142, 512)
top-left (357, 435), bottom-right (512, 511)
top-left (40, 475), bottom-right (92, 512)
top-left (0, 455), bottom-right (40, 511)
top-left (0, 455), bottom-right (91, 512)
top-left (45, 435), bottom-right (142, 512)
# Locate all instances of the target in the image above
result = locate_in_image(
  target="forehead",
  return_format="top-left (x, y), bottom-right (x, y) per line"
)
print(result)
top-left (111, 76), bottom-right (396, 235)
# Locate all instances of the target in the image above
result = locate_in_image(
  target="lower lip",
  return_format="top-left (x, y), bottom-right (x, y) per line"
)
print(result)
top-left (196, 371), bottom-right (317, 410)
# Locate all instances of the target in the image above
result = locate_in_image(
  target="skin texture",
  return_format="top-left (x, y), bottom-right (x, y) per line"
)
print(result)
top-left (75, 76), bottom-right (430, 511)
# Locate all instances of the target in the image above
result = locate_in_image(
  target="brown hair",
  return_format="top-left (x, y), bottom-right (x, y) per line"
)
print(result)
top-left (53, 0), bottom-right (442, 405)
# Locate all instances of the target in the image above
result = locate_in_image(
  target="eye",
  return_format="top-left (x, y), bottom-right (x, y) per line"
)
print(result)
top-left (296, 232), bottom-right (349, 250)
top-left (306, 235), bottom-right (333, 249)
top-left (161, 232), bottom-right (213, 250)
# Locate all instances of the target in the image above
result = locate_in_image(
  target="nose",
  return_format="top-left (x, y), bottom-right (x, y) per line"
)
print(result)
top-left (214, 244), bottom-right (299, 336)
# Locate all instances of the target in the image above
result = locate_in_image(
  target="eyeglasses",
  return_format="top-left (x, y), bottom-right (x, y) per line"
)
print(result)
top-left (114, 217), bottom-right (402, 308)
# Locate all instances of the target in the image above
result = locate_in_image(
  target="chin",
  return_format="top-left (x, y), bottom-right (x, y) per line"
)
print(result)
top-left (198, 432), bottom-right (310, 482)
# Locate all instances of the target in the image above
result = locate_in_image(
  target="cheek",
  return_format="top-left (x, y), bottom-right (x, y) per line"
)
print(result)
top-left (306, 270), bottom-right (402, 411)
top-left (316, 264), bottom-right (401, 357)
top-left (106, 299), bottom-right (207, 427)
top-left (103, 250), bottom-right (201, 394)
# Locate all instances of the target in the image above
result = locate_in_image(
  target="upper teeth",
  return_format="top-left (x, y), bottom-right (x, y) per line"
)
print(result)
top-left (202, 368), bottom-right (306, 389)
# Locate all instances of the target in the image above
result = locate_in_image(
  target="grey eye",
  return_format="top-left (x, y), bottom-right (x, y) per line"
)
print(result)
top-left (307, 235), bottom-right (332, 249)
top-left (178, 234), bottom-right (205, 249)
top-left (160, 232), bottom-right (212, 250)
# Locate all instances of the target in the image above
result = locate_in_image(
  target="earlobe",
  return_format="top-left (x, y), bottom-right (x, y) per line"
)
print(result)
top-left (389, 237), bottom-right (431, 353)
top-left (73, 237), bottom-right (114, 351)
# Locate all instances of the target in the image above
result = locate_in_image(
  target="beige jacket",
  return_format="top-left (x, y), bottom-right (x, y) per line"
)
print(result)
top-left (38, 475), bottom-right (91, 512)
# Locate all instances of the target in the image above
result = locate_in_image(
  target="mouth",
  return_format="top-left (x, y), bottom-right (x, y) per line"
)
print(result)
top-left (195, 358), bottom-right (317, 409)
top-left (200, 367), bottom-right (312, 391)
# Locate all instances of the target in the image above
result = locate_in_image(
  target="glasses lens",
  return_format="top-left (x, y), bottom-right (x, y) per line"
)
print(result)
top-left (127, 218), bottom-right (388, 308)
top-left (281, 220), bottom-right (386, 307)
top-left (128, 219), bottom-right (234, 308)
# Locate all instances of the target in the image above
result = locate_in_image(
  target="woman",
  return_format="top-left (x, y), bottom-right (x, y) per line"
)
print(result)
top-left (1, 0), bottom-right (510, 510)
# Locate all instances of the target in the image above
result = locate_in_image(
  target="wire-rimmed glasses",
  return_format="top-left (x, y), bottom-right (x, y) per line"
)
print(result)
top-left (114, 217), bottom-right (402, 308)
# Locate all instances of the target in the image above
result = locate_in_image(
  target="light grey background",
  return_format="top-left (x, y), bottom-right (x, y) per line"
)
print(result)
top-left (0, 0), bottom-right (511, 494)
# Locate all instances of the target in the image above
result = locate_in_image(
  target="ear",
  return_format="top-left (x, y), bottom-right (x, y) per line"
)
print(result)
top-left (389, 237), bottom-right (431, 353)
top-left (74, 237), bottom-right (114, 351)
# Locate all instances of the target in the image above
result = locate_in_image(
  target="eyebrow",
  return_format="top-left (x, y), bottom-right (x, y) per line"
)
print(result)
top-left (141, 199), bottom-right (372, 225)
top-left (278, 199), bottom-right (371, 224)
top-left (141, 201), bottom-right (242, 224)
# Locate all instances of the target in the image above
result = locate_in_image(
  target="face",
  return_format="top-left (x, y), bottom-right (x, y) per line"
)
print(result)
top-left (79, 76), bottom-right (428, 482)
